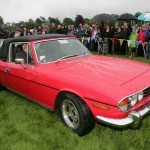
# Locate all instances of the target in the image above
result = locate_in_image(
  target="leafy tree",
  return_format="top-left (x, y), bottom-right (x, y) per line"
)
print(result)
top-left (40, 16), bottom-right (46, 23)
top-left (35, 18), bottom-right (42, 26)
top-left (63, 18), bottom-right (74, 25)
top-left (135, 12), bottom-right (142, 18)
top-left (28, 18), bottom-right (34, 23)
top-left (48, 17), bottom-right (60, 25)
top-left (84, 18), bottom-right (90, 24)
top-left (75, 15), bottom-right (84, 27)
top-left (25, 19), bottom-right (35, 29)
top-left (88, 20), bottom-right (96, 26)
top-left (0, 16), bottom-right (4, 24)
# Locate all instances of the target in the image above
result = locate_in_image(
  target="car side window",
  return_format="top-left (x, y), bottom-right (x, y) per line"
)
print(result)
top-left (9, 42), bottom-right (34, 65)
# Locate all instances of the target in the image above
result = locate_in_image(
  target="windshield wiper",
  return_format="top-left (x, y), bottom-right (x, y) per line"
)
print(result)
top-left (55, 54), bottom-right (78, 63)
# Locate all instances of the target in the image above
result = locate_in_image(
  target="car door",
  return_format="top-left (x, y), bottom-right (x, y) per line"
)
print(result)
top-left (4, 42), bottom-right (38, 100)
top-left (0, 60), bottom-right (9, 87)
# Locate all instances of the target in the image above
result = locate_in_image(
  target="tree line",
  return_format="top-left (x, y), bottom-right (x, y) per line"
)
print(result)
top-left (0, 12), bottom-right (142, 31)
top-left (0, 15), bottom-right (88, 30)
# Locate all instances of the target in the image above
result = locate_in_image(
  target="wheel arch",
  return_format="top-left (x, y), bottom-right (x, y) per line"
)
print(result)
top-left (56, 89), bottom-right (96, 136)
top-left (54, 89), bottom-right (85, 109)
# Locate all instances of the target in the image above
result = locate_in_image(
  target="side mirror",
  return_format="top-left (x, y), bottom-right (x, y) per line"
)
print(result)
top-left (15, 58), bottom-right (27, 69)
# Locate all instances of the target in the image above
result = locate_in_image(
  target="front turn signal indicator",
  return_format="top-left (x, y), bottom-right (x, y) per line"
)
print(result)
top-left (92, 102), bottom-right (110, 110)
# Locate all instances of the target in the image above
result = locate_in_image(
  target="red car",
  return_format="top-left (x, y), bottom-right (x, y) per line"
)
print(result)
top-left (0, 34), bottom-right (150, 136)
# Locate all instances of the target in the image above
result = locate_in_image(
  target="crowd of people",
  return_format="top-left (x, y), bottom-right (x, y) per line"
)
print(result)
top-left (0, 21), bottom-right (150, 59)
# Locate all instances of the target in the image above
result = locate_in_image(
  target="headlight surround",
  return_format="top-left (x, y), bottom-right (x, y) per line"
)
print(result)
top-left (118, 98), bottom-right (130, 112)
top-left (138, 91), bottom-right (144, 101)
top-left (129, 94), bottom-right (138, 106)
top-left (118, 90), bottom-right (144, 112)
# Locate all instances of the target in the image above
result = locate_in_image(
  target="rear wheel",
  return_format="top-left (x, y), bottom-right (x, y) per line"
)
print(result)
top-left (58, 93), bottom-right (95, 136)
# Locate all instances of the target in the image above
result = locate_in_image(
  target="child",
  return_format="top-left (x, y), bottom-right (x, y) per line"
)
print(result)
top-left (129, 28), bottom-right (138, 57)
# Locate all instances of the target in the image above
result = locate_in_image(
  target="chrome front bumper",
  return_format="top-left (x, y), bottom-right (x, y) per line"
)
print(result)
top-left (96, 105), bottom-right (150, 127)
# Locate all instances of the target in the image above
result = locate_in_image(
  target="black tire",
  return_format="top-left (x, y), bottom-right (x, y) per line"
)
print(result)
top-left (58, 93), bottom-right (95, 136)
top-left (0, 84), bottom-right (5, 91)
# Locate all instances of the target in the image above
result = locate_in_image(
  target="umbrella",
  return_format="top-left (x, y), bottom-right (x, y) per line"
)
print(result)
top-left (137, 12), bottom-right (146, 21)
top-left (138, 12), bottom-right (150, 21)
top-left (144, 13), bottom-right (150, 21)
top-left (117, 13), bottom-right (137, 20)
top-left (92, 13), bottom-right (115, 22)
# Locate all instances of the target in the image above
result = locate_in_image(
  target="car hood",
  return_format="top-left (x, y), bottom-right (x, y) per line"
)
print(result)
top-left (57, 55), bottom-right (150, 86)
top-left (38, 55), bottom-right (150, 105)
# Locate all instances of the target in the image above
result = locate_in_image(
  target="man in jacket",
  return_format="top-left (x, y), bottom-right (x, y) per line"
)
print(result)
top-left (121, 22), bottom-right (131, 54)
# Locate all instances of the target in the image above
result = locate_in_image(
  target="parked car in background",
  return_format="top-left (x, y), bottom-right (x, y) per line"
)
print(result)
top-left (0, 34), bottom-right (150, 136)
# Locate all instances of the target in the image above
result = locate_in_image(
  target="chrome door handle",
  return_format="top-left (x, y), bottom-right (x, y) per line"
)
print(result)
top-left (5, 68), bottom-right (10, 73)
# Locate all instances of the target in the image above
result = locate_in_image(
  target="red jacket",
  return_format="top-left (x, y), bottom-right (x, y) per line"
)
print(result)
top-left (136, 29), bottom-right (147, 41)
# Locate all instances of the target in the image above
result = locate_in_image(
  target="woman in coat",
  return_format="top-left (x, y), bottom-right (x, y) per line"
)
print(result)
top-left (114, 27), bottom-right (123, 54)
top-left (103, 25), bottom-right (112, 54)
top-left (136, 24), bottom-right (147, 57)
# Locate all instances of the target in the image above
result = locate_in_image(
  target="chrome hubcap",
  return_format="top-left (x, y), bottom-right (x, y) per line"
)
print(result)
top-left (62, 99), bottom-right (79, 129)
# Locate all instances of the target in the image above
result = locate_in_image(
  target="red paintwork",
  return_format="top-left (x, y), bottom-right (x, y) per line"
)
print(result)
top-left (0, 38), bottom-right (150, 120)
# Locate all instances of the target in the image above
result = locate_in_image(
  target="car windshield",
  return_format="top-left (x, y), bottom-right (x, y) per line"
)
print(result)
top-left (34, 38), bottom-right (91, 63)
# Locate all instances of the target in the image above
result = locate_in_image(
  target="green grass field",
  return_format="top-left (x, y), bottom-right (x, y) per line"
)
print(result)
top-left (0, 53), bottom-right (150, 150)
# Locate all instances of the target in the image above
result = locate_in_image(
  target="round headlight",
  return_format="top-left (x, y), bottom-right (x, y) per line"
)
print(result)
top-left (130, 94), bottom-right (138, 106)
top-left (138, 91), bottom-right (144, 101)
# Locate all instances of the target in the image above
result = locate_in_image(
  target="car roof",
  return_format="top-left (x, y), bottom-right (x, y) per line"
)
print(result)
top-left (4, 34), bottom-right (74, 43)
top-left (0, 34), bottom-right (74, 60)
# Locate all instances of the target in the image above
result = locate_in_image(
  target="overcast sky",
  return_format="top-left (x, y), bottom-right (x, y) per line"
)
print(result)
top-left (0, 0), bottom-right (149, 23)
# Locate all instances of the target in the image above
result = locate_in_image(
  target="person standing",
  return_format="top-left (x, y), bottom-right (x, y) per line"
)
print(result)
top-left (145, 24), bottom-right (150, 59)
top-left (50, 23), bottom-right (57, 34)
top-left (57, 25), bottom-right (63, 34)
top-left (89, 24), bottom-right (98, 51)
top-left (82, 23), bottom-right (91, 49)
top-left (21, 28), bottom-right (28, 36)
top-left (136, 24), bottom-right (147, 57)
top-left (75, 23), bottom-right (83, 39)
top-left (114, 27), bottom-right (123, 54)
top-left (103, 25), bottom-right (112, 54)
top-left (129, 28), bottom-right (138, 57)
top-left (14, 29), bottom-right (21, 37)
top-left (111, 22), bottom-right (119, 37)
top-left (121, 22), bottom-right (131, 54)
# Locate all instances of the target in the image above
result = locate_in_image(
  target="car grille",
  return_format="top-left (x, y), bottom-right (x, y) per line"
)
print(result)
top-left (143, 86), bottom-right (150, 98)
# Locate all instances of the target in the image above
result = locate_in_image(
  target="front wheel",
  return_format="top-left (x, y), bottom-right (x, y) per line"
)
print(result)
top-left (58, 93), bottom-right (95, 136)
top-left (0, 84), bottom-right (5, 91)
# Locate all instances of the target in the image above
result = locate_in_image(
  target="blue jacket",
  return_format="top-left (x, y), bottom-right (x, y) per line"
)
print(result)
top-left (145, 28), bottom-right (150, 42)
top-left (75, 28), bottom-right (83, 38)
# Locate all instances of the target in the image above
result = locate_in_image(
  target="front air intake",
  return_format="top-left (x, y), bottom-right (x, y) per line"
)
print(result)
top-left (143, 86), bottom-right (150, 98)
